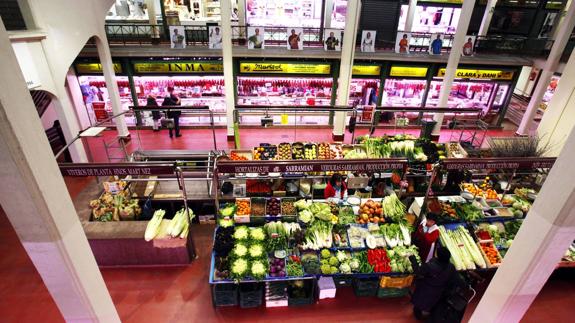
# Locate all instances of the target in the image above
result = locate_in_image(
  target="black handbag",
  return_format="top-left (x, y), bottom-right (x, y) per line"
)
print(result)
top-left (161, 118), bottom-right (175, 129)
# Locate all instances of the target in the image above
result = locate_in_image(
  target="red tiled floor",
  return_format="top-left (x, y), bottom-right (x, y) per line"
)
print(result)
top-left (84, 126), bottom-right (516, 162)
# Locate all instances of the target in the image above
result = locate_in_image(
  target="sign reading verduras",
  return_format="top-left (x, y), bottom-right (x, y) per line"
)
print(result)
top-left (217, 159), bottom-right (408, 174)
top-left (59, 163), bottom-right (175, 177)
top-left (441, 158), bottom-right (556, 170)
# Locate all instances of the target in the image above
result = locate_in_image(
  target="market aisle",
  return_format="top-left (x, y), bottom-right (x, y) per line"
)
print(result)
top-left (84, 127), bottom-right (516, 162)
top-left (0, 200), bottom-right (574, 322)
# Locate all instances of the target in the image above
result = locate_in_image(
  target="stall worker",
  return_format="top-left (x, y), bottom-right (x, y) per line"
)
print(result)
top-left (413, 213), bottom-right (440, 262)
top-left (324, 174), bottom-right (348, 199)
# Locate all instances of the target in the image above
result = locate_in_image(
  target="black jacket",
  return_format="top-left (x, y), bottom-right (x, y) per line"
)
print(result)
top-left (162, 94), bottom-right (181, 118)
top-left (147, 97), bottom-right (161, 120)
top-left (411, 259), bottom-right (458, 311)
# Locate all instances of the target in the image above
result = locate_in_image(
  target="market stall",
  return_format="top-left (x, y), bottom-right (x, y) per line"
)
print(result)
top-left (245, 0), bottom-right (324, 28)
top-left (350, 64), bottom-right (382, 106)
top-left (426, 66), bottom-right (519, 125)
top-left (236, 61), bottom-right (335, 125)
top-left (381, 65), bottom-right (430, 108)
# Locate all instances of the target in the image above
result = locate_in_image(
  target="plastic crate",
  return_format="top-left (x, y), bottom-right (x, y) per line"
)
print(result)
top-left (212, 283), bottom-right (238, 307)
top-left (333, 276), bottom-right (353, 287)
top-left (377, 287), bottom-right (410, 298)
top-left (379, 275), bottom-right (414, 289)
top-left (352, 278), bottom-right (380, 297)
top-left (239, 282), bottom-right (264, 308)
top-left (288, 280), bottom-right (316, 306)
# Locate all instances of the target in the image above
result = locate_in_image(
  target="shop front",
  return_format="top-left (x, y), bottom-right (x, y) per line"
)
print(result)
top-left (236, 60), bottom-right (335, 125)
top-left (350, 64), bottom-right (383, 106)
top-left (162, 0), bottom-right (240, 25)
top-left (427, 66), bottom-right (518, 125)
top-left (246, 0), bottom-right (324, 27)
top-left (397, 0), bottom-right (463, 34)
top-left (131, 60), bottom-right (226, 126)
top-left (381, 64), bottom-right (430, 108)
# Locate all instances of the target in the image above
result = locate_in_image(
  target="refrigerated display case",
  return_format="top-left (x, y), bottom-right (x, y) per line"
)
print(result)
top-left (381, 65), bottom-right (430, 108)
top-left (540, 75), bottom-right (560, 112)
top-left (349, 79), bottom-right (380, 106)
top-left (78, 75), bottom-right (134, 125)
top-left (245, 0), bottom-right (323, 27)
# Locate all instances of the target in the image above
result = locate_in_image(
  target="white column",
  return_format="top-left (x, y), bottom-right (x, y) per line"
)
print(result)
top-left (332, 0), bottom-right (361, 140)
top-left (237, 0), bottom-right (246, 25)
top-left (221, 0), bottom-right (236, 138)
top-left (432, 0), bottom-right (476, 136)
top-left (517, 2), bottom-right (575, 135)
top-left (404, 0), bottom-right (418, 32)
top-left (146, 0), bottom-right (160, 38)
top-left (66, 68), bottom-right (92, 129)
top-left (470, 119), bottom-right (575, 323)
top-left (536, 48), bottom-right (575, 156)
top-left (0, 20), bottom-right (120, 322)
top-left (324, 0), bottom-right (333, 29)
top-left (478, 0), bottom-right (497, 36)
top-left (550, 0), bottom-right (572, 40)
top-left (95, 33), bottom-right (130, 137)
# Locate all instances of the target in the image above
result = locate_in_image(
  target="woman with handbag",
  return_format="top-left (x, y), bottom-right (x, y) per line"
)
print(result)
top-left (161, 86), bottom-right (182, 138)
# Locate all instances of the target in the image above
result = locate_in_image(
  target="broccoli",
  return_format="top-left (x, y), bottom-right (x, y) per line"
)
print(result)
top-left (329, 256), bottom-right (339, 266)
top-left (320, 249), bottom-right (331, 259)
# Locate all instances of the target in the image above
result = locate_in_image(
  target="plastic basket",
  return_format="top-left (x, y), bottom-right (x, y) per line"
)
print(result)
top-left (379, 275), bottom-right (414, 289)
top-left (352, 278), bottom-right (380, 297)
top-left (212, 283), bottom-right (238, 307)
top-left (239, 283), bottom-right (264, 308)
top-left (333, 275), bottom-right (353, 287)
top-left (377, 287), bottom-right (410, 298)
top-left (288, 280), bottom-right (316, 306)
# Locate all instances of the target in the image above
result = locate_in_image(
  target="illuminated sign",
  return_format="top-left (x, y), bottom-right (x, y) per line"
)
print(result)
top-left (239, 62), bottom-right (331, 75)
top-left (133, 62), bottom-right (223, 73)
top-left (420, 0), bottom-right (463, 4)
top-left (75, 63), bottom-right (122, 74)
top-left (389, 66), bottom-right (429, 78)
top-left (437, 68), bottom-right (514, 80)
top-left (352, 65), bottom-right (381, 76)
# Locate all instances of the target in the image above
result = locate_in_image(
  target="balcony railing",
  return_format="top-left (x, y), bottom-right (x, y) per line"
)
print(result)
top-left (100, 23), bottom-right (555, 58)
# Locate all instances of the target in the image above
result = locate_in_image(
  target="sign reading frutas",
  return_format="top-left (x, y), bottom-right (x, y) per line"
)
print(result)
top-left (133, 62), bottom-right (223, 73)
top-left (239, 62), bottom-right (331, 74)
top-left (75, 63), bottom-right (122, 74)
top-left (437, 68), bottom-right (514, 80)
top-left (352, 65), bottom-right (381, 76)
top-left (60, 163), bottom-right (175, 177)
top-left (389, 66), bottom-right (429, 78)
top-left (217, 159), bottom-right (407, 173)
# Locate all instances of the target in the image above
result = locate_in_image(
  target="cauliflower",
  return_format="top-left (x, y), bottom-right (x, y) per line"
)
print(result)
top-left (349, 258), bottom-right (360, 271)
top-left (339, 262), bottom-right (351, 274)
top-left (336, 250), bottom-right (348, 263)
top-left (248, 244), bottom-right (265, 258)
top-left (231, 258), bottom-right (249, 279)
top-left (232, 243), bottom-right (248, 258)
top-left (250, 228), bottom-right (266, 241)
top-left (330, 266), bottom-right (339, 274)
top-left (320, 249), bottom-right (331, 259)
top-left (233, 226), bottom-right (249, 240)
top-left (250, 260), bottom-right (267, 280)
top-left (321, 263), bottom-right (332, 274)
top-left (329, 256), bottom-right (339, 266)
top-left (320, 259), bottom-right (329, 266)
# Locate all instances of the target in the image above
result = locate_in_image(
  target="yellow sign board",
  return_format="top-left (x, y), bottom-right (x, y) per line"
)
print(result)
top-left (75, 63), bottom-right (122, 74)
top-left (240, 62), bottom-right (331, 75)
top-left (437, 68), bottom-right (514, 80)
top-left (389, 66), bottom-right (429, 78)
top-left (352, 65), bottom-right (381, 76)
top-left (422, 0), bottom-right (463, 4)
top-left (133, 62), bottom-right (223, 73)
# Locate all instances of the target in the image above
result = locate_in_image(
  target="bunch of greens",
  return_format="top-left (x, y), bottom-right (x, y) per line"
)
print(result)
top-left (338, 206), bottom-right (356, 225)
top-left (439, 226), bottom-right (486, 271)
top-left (456, 203), bottom-right (484, 222)
top-left (382, 193), bottom-right (407, 223)
top-left (286, 258), bottom-right (304, 276)
top-left (379, 223), bottom-right (412, 248)
top-left (233, 226), bottom-right (250, 240)
top-left (355, 250), bottom-right (374, 273)
top-left (301, 253), bottom-right (321, 275)
top-left (310, 202), bottom-right (337, 223)
top-left (302, 220), bottom-right (333, 250)
top-left (387, 245), bottom-right (420, 273)
top-left (249, 227), bottom-right (266, 241)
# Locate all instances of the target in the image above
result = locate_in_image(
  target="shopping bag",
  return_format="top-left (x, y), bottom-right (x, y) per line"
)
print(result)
top-left (161, 118), bottom-right (175, 129)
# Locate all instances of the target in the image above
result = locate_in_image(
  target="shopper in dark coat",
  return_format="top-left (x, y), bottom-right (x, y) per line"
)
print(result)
top-left (411, 247), bottom-right (459, 320)
top-left (162, 86), bottom-right (182, 138)
top-left (147, 95), bottom-right (161, 132)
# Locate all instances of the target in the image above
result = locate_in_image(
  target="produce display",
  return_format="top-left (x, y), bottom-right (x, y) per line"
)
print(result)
top-left (439, 225), bottom-right (487, 271)
top-left (89, 190), bottom-right (142, 222)
top-left (357, 199), bottom-right (383, 224)
top-left (318, 143), bottom-right (331, 160)
top-left (281, 199), bottom-right (296, 216)
top-left (251, 198), bottom-right (266, 216)
top-left (357, 135), bottom-right (437, 162)
top-left (144, 208), bottom-right (194, 241)
top-left (266, 198), bottom-right (281, 216)
top-left (304, 144), bottom-right (318, 160)
top-left (230, 151), bottom-right (249, 161)
top-left (461, 182), bottom-right (498, 199)
top-left (253, 145), bottom-right (277, 160)
top-left (479, 242), bottom-right (502, 267)
top-left (277, 143), bottom-right (292, 160)
top-left (563, 242), bottom-right (575, 262)
top-left (292, 142), bottom-right (304, 159)
top-left (235, 199), bottom-right (250, 216)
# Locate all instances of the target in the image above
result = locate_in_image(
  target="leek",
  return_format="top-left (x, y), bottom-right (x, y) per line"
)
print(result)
top-left (144, 210), bottom-right (166, 241)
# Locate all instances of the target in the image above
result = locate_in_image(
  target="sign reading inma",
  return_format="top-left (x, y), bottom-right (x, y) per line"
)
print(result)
top-left (133, 62), bottom-right (223, 73)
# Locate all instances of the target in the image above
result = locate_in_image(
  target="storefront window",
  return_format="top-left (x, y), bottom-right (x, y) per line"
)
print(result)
top-left (397, 5), bottom-right (461, 34)
top-left (106, 0), bottom-right (161, 21)
top-left (237, 76), bottom-right (332, 106)
top-left (382, 79), bottom-right (427, 107)
top-left (246, 0), bottom-right (323, 28)
top-left (427, 80), bottom-right (509, 115)
top-left (163, 0), bottom-right (239, 25)
top-left (330, 0), bottom-right (348, 29)
top-left (349, 79), bottom-right (380, 106)
top-left (78, 76), bottom-right (132, 124)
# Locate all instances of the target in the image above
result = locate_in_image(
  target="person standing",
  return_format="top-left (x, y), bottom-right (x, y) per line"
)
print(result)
top-left (162, 86), bottom-right (182, 138)
top-left (324, 174), bottom-right (348, 199)
top-left (210, 27), bottom-right (223, 49)
top-left (147, 94), bottom-right (161, 132)
top-left (412, 213), bottom-right (440, 262)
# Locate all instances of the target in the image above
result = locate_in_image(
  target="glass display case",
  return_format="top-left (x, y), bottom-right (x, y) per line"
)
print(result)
top-left (245, 0), bottom-right (323, 27)
top-left (426, 80), bottom-right (510, 116)
top-left (349, 79), bottom-right (380, 106)
top-left (540, 75), bottom-right (560, 111)
top-left (381, 79), bottom-right (427, 107)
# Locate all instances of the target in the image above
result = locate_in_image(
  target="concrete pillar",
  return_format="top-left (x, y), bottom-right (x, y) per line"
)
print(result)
top-left (95, 33), bottom-right (130, 138)
top-left (536, 48), bottom-right (575, 156)
top-left (221, 0), bottom-right (236, 139)
top-left (517, 2), bottom-right (575, 135)
top-left (65, 68), bottom-right (92, 129)
top-left (146, 0), bottom-right (160, 38)
top-left (470, 116), bottom-right (575, 322)
top-left (324, 0), bottom-right (333, 29)
top-left (550, 0), bottom-right (572, 40)
top-left (478, 0), bottom-right (497, 37)
top-left (404, 0), bottom-right (418, 32)
top-left (237, 0), bottom-right (246, 25)
top-left (332, 0), bottom-right (361, 141)
top-left (0, 19), bottom-right (120, 322)
top-left (432, 0), bottom-right (477, 136)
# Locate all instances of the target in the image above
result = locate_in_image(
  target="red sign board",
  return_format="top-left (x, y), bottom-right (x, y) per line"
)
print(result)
top-left (59, 163), bottom-right (175, 177)
top-left (216, 159), bottom-right (408, 174)
top-left (441, 157), bottom-right (556, 170)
